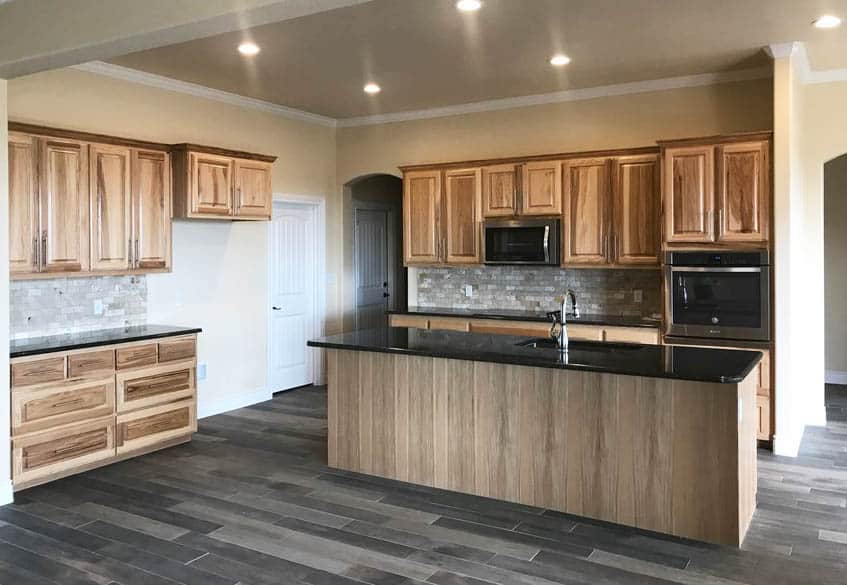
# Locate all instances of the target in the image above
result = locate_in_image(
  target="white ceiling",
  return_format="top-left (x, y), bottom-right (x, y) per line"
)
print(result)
top-left (107, 0), bottom-right (847, 120)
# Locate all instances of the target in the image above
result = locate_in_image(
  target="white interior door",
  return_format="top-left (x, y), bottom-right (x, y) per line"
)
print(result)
top-left (269, 202), bottom-right (316, 392)
top-left (355, 208), bottom-right (390, 330)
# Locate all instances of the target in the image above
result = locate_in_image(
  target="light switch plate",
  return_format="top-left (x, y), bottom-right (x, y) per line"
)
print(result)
top-left (464, 285), bottom-right (473, 298)
top-left (93, 300), bottom-right (104, 315)
top-left (197, 363), bottom-right (207, 380)
top-left (633, 290), bottom-right (643, 303)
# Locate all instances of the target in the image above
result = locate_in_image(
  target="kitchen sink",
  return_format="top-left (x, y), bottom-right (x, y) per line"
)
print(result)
top-left (516, 338), bottom-right (644, 351)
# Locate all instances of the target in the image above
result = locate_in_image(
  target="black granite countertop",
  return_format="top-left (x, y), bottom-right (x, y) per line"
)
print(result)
top-left (11, 325), bottom-right (202, 358)
top-left (388, 306), bottom-right (662, 329)
top-left (308, 327), bottom-right (761, 384)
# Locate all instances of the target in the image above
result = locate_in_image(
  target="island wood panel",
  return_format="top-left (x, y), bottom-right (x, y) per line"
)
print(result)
top-left (326, 349), bottom-right (756, 545)
top-left (443, 168), bottom-right (481, 264)
top-left (716, 141), bottom-right (770, 243)
top-left (521, 160), bottom-right (562, 216)
top-left (663, 145), bottom-right (715, 243)
top-left (89, 144), bottom-right (132, 271)
top-left (613, 155), bottom-right (661, 265)
top-left (403, 170), bottom-right (442, 264)
top-left (481, 164), bottom-right (518, 217)
top-left (132, 149), bottom-right (172, 269)
top-left (8, 132), bottom-right (39, 275)
top-left (563, 158), bottom-right (611, 265)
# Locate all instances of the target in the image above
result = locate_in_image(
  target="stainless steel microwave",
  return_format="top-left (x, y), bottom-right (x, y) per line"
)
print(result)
top-left (483, 218), bottom-right (560, 265)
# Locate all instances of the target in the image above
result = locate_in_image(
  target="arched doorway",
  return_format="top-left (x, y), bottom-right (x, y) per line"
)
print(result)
top-left (825, 154), bottom-right (847, 386)
top-left (345, 174), bottom-right (405, 331)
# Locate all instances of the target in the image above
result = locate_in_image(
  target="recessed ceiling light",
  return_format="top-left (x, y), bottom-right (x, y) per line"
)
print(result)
top-left (550, 54), bottom-right (571, 66)
top-left (456, 0), bottom-right (482, 12)
top-left (364, 83), bottom-right (381, 94)
top-left (238, 42), bottom-right (260, 56)
top-left (813, 14), bottom-right (842, 28)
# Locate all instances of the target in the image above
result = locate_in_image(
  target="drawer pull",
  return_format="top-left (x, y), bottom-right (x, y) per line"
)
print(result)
top-left (53, 397), bottom-right (85, 408)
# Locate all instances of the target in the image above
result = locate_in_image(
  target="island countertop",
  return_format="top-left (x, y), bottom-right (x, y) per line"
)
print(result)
top-left (308, 327), bottom-right (761, 384)
top-left (388, 306), bottom-right (661, 329)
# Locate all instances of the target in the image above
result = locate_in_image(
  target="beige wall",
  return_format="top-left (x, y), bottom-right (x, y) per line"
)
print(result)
top-left (0, 79), bottom-right (11, 503)
top-left (7, 67), bottom-right (338, 416)
top-left (825, 156), bottom-right (847, 374)
top-left (336, 78), bottom-right (774, 327)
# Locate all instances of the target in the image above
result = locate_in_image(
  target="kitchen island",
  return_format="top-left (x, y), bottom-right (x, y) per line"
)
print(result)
top-left (308, 328), bottom-right (761, 546)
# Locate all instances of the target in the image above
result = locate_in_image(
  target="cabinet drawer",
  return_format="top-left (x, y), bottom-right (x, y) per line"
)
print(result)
top-left (116, 344), bottom-right (158, 370)
top-left (567, 325), bottom-right (605, 341)
top-left (116, 361), bottom-right (195, 412)
top-left (12, 377), bottom-right (115, 437)
top-left (13, 416), bottom-right (115, 488)
top-left (756, 395), bottom-right (771, 441)
top-left (68, 349), bottom-right (115, 378)
top-left (389, 314), bottom-right (430, 329)
top-left (116, 399), bottom-right (196, 456)
top-left (603, 327), bottom-right (660, 345)
top-left (470, 320), bottom-right (550, 337)
top-left (429, 318), bottom-right (470, 332)
top-left (12, 356), bottom-right (66, 388)
top-left (158, 336), bottom-right (196, 363)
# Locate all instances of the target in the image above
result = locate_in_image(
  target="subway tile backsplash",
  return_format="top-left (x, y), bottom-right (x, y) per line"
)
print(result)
top-left (417, 266), bottom-right (662, 317)
top-left (11, 276), bottom-right (147, 340)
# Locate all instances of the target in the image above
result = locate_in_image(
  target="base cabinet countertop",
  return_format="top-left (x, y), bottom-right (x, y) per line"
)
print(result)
top-left (10, 325), bottom-right (201, 491)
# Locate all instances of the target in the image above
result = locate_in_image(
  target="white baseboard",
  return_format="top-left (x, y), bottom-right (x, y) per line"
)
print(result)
top-left (0, 480), bottom-right (14, 506)
top-left (198, 387), bottom-right (272, 419)
top-left (826, 370), bottom-right (847, 385)
top-left (808, 405), bottom-right (828, 427)
top-left (773, 428), bottom-right (804, 458)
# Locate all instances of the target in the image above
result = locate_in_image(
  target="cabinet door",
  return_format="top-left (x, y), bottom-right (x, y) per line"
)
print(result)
top-left (663, 146), bottom-right (714, 243)
top-left (481, 164), bottom-right (518, 217)
top-left (189, 152), bottom-right (233, 216)
top-left (40, 138), bottom-right (89, 272)
top-left (234, 159), bottom-right (272, 219)
top-left (444, 168), bottom-right (481, 264)
top-left (521, 161), bottom-right (562, 216)
top-left (612, 155), bottom-right (660, 266)
top-left (563, 158), bottom-right (611, 265)
top-left (9, 133), bottom-right (40, 275)
top-left (716, 142), bottom-right (769, 243)
top-left (132, 150), bottom-right (172, 270)
top-left (90, 144), bottom-right (132, 271)
top-left (403, 170), bottom-right (442, 264)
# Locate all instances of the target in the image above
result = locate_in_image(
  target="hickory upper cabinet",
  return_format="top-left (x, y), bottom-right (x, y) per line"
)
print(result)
top-left (662, 134), bottom-right (771, 246)
top-left (8, 133), bottom-right (39, 275)
top-left (171, 145), bottom-right (275, 220)
top-left (521, 160), bottom-right (562, 216)
top-left (90, 144), bottom-right (132, 271)
top-left (131, 150), bottom-right (172, 270)
top-left (612, 154), bottom-right (661, 265)
top-left (403, 170), bottom-right (443, 264)
top-left (481, 164), bottom-right (519, 218)
top-left (562, 158), bottom-right (611, 266)
top-left (444, 168), bottom-right (482, 264)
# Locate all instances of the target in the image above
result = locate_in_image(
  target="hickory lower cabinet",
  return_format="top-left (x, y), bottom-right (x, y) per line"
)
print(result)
top-left (9, 333), bottom-right (198, 491)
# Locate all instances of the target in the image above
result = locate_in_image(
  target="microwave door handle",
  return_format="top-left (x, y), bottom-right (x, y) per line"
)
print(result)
top-left (543, 226), bottom-right (550, 263)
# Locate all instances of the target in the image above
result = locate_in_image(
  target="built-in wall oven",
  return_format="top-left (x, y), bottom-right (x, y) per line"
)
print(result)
top-left (666, 250), bottom-right (770, 343)
top-left (483, 218), bottom-right (560, 265)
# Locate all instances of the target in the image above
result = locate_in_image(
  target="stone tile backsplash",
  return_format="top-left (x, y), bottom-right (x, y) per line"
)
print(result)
top-left (11, 276), bottom-right (147, 340)
top-left (417, 266), bottom-right (662, 317)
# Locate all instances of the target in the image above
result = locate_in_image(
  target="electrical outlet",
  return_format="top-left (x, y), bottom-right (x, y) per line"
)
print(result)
top-left (633, 290), bottom-right (643, 303)
top-left (464, 284), bottom-right (473, 298)
top-left (197, 363), bottom-right (208, 381)
top-left (93, 300), bottom-right (104, 315)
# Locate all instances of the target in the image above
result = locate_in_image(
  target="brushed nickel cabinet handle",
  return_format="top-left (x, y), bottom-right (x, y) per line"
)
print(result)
top-left (128, 238), bottom-right (133, 267)
top-left (41, 231), bottom-right (47, 268)
top-left (32, 236), bottom-right (38, 268)
top-left (135, 239), bottom-right (140, 267)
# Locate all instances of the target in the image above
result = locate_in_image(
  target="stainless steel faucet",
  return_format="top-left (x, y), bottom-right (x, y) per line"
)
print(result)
top-left (549, 289), bottom-right (579, 352)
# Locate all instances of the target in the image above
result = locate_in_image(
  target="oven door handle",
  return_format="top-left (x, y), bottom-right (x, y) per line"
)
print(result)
top-left (670, 266), bottom-right (762, 273)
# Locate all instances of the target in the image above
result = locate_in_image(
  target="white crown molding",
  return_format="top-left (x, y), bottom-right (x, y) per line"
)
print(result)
top-left (765, 42), bottom-right (800, 60)
top-left (781, 42), bottom-right (847, 85)
top-left (70, 61), bottom-right (337, 128)
top-left (336, 66), bottom-right (773, 127)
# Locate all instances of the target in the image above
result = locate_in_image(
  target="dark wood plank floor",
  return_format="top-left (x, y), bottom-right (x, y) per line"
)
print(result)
top-left (3, 385), bottom-right (847, 585)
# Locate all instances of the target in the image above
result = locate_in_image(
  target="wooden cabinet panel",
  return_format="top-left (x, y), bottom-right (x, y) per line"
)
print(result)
top-left (12, 377), bottom-right (115, 436)
top-left (234, 159), bottom-right (272, 219)
top-left (663, 146), bottom-right (714, 243)
top-left (563, 158), bottom-right (611, 265)
top-left (132, 150), bottom-right (172, 270)
top-left (116, 361), bottom-right (195, 412)
top-left (403, 170), bottom-right (442, 264)
top-left (444, 168), bottom-right (481, 264)
top-left (389, 314), bottom-right (430, 329)
top-left (613, 155), bottom-right (660, 266)
top-left (756, 395), bottom-right (771, 441)
top-left (90, 144), bottom-right (132, 271)
top-left (429, 318), bottom-right (471, 332)
top-left (716, 142), bottom-right (769, 243)
top-left (12, 416), bottom-right (115, 489)
top-left (521, 161), bottom-right (562, 216)
top-left (9, 133), bottom-right (40, 275)
top-left (12, 357), bottom-right (66, 388)
top-left (567, 324), bottom-right (605, 341)
top-left (481, 164), bottom-right (518, 218)
top-left (158, 336), bottom-right (196, 363)
top-left (40, 138), bottom-right (89, 273)
top-left (116, 344), bottom-right (158, 370)
top-left (469, 320), bottom-right (550, 337)
top-left (190, 152), bottom-right (233, 216)
top-left (603, 326), bottom-right (660, 345)
top-left (68, 349), bottom-right (115, 378)
top-left (116, 399), bottom-right (196, 456)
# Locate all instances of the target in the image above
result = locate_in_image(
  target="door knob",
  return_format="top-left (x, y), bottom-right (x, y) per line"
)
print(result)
top-left (383, 293), bottom-right (390, 298)
top-left (272, 306), bottom-right (282, 310)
